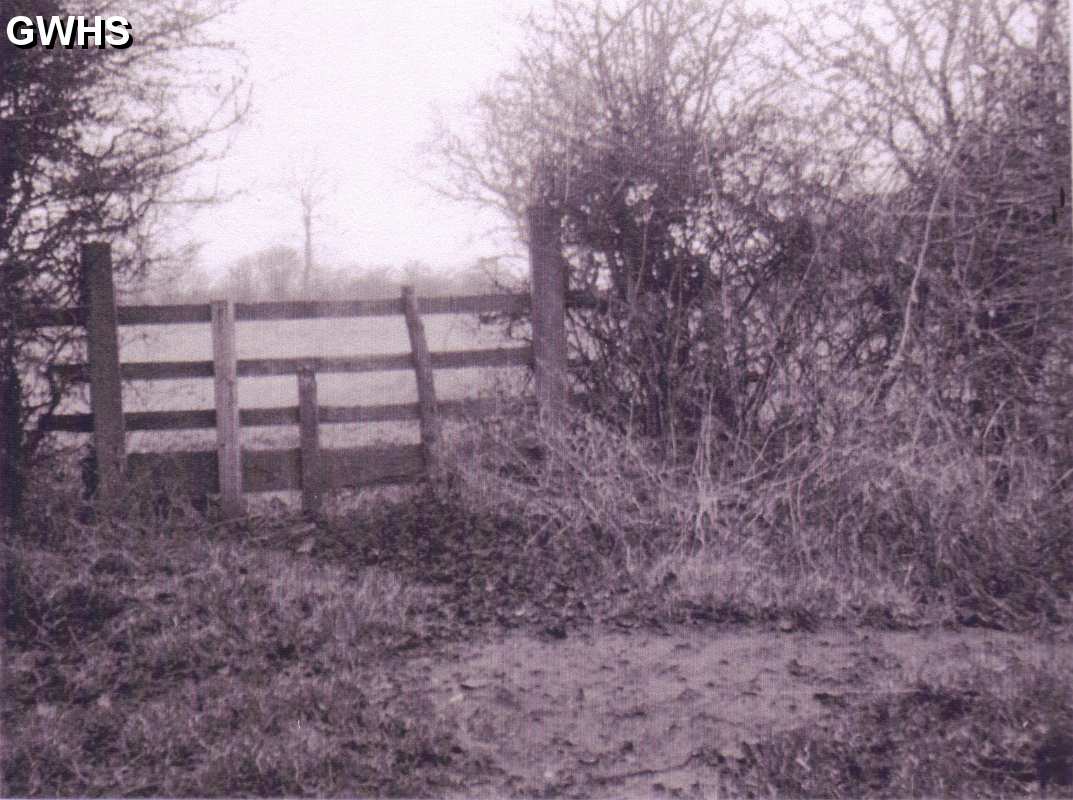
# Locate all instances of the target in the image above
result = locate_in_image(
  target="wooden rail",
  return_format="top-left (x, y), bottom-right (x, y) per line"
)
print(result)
top-left (127, 445), bottom-right (426, 495)
top-left (36, 224), bottom-right (569, 517)
top-left (50, 346), bottom-right (531, 382)
top-left (23, 293), bottom-right (530, 329)
top-left (40, 397), bottom-right (512, 433)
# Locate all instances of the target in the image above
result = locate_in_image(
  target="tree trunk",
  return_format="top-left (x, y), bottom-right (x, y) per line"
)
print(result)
top-left (302, 208), bottom-right (314, 297)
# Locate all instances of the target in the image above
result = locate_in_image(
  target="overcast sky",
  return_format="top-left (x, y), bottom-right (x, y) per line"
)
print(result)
top-left (181, 0), bottom-right (540, 276)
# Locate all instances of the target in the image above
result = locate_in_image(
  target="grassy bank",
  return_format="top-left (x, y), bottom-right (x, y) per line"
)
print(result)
top-left (3, 403), bottom-right (1071, 797)
top-left (2, 499), bottom-right (475, 797)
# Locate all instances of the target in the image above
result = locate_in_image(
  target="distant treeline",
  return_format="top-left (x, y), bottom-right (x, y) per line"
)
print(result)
top-left (126, 245), bottom-right (515, 304)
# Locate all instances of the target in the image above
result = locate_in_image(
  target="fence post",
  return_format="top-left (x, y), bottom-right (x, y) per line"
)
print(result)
top-left (82, 243), bottom-right (126, 511)
top-left (298, 365), bottom-right (322, 514)
top-left (211, 300), bottom-right (243, 518)
top-left (527, 203), bottom-right (568, 423)
top-left (401, 286), bottom-right (440, 471)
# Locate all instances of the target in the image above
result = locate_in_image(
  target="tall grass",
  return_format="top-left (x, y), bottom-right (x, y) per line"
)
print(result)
top-left (439, 395), bottom-right (1072, 630)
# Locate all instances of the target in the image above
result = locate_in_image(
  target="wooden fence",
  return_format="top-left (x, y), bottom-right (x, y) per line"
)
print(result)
top-left (27, 205), bottom-right (569, 517)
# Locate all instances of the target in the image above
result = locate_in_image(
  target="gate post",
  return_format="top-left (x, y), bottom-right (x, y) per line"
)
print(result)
top-left (527, 204), bottom-right (568, 424)
top-left (298, 365), bottom-right (322, 515)
top-left (83, 243), bottom-right (126, 511)
top-left (211, 300), bottom-right (244, 518)
top-left (402, 286), bottom-right (440, 471)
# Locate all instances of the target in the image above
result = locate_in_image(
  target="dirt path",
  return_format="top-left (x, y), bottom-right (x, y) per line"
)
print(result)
top-left (392, 625), bottom-right (1069, 798)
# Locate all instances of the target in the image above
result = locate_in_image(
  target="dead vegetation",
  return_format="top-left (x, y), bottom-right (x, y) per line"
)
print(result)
top-left (444, 400), bottom-right (1073, 633)
top-left (3, 403), bottom-right (1071, 797)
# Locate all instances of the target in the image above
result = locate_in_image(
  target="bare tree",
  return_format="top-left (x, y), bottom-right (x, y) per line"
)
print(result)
top-left (285, 152), bottom-right (336, 297)
top-left (0, 0), bottom-right (248, 522)
top-left (783, 0), bottom-right (1071, 462)
top-left (220, 245), bottom-right (301, 302)
top-left (433, 0), bottom-right (864, 452)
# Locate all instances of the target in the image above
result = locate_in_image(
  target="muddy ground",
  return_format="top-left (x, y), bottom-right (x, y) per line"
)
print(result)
top-left (367, 625), bottom-right (1072, 798)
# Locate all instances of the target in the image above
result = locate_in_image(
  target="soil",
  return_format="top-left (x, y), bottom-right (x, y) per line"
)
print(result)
top-left (383, 625), bottom-right (1071, 798)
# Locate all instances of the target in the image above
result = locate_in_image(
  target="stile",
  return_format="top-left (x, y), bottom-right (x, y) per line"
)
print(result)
top-left (297, 365), bottom-right (322, 514)
top-left (211, 300), bottom-right (244, 518)
top-left (401, 286), bottom-right (440, 470)
top-left (82, 243), bottom-right (126, 510)
top-left (527, 204), bottom-right (569, 423)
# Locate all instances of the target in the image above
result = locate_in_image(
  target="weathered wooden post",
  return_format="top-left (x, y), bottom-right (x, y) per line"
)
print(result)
top-left (298, 365), bottom-right (322, 514)
top-left (527, 203), bottom-right (568, 423)
top-left (211, 300), bottom-right (244, 518)
top-left (83, 243), bottom-right (126, 511)
top-left (402, 286), bottom-right (440, 471)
